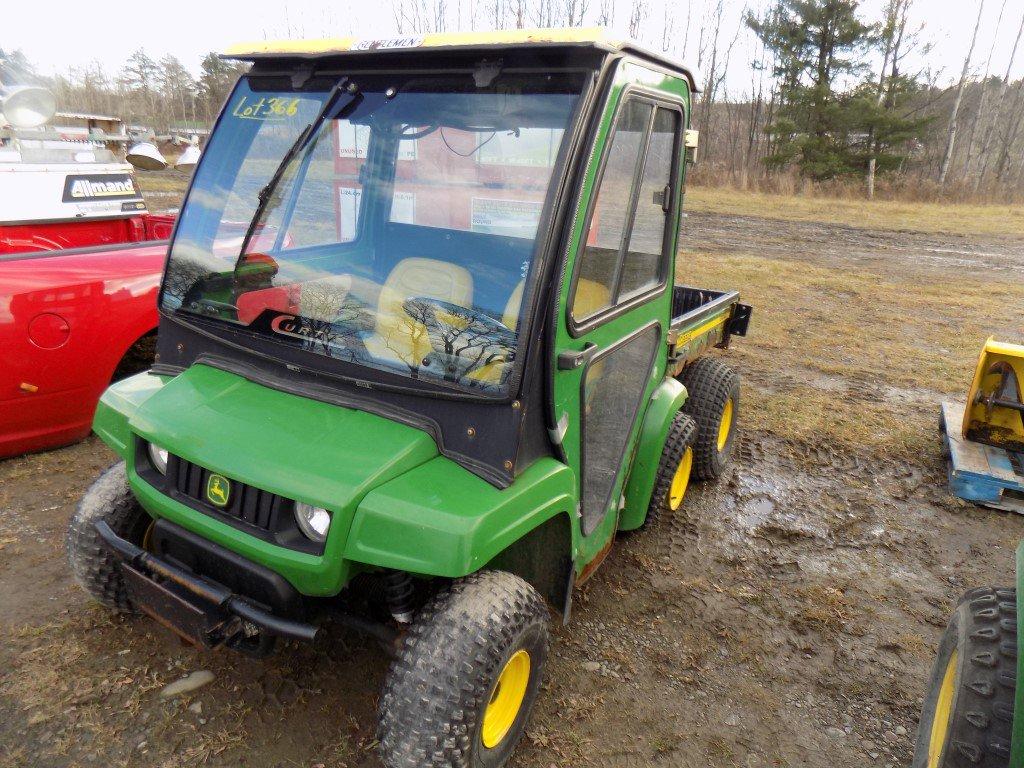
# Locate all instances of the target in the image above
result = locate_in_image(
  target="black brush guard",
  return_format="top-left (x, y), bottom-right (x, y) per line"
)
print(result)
top-left (95, 519), bottom-right (319, 650)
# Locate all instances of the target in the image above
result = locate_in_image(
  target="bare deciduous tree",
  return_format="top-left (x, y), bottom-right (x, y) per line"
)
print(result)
top-left (628, 0), bottom-right (650, 39)
top-left (938, 0), bottom-right (984, 185)
top-left (975, 7), bottom-right (1024, 190)
top-left (964, 0), bottom-right (1007, 176)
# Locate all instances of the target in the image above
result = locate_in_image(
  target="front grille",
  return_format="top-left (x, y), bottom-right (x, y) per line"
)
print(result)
top-left (173, 457), bottom-right (288, 532)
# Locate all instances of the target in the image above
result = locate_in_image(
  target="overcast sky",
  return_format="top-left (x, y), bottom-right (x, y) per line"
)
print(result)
top-left (5, 0), bottom-right (1023, 97)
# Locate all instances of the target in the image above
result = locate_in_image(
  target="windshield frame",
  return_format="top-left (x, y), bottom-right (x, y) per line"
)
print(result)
top-left (157, 64), bottom-right (592, 402)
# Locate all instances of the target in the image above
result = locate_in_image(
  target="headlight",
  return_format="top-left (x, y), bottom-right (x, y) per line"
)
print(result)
top-left (294, 502), bottom-right (331, 542)
top-left (148, 442), bottom-right (169, 474)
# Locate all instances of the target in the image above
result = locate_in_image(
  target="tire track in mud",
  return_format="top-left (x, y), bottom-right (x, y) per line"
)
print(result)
top-left (619, 428), bottom-right (959, 768)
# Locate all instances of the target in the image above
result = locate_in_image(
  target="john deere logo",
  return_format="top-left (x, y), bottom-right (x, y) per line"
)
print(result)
top-left (205, 474), bottom-right (231, 507)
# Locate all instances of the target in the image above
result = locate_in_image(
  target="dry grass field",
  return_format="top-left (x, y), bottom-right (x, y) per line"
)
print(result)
top-left (687, 186), bottom-right (1024, 237)
top-left (2, 182), bottom-right (1024, 768)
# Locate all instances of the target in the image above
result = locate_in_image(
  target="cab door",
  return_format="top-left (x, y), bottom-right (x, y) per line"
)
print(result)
top-left (551, 88), bottom-right (685, 546)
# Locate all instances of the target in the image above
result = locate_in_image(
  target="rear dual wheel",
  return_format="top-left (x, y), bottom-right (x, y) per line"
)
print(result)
top-left (646, 411), bottom-right (698, 526)
top-left (678, 357), bottom-right (741, 481)
top-left (913, 588), bottom-right (1017, 768)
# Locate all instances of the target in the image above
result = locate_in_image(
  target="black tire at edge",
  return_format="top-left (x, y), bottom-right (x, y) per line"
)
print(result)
top-left (912, 587), bottom-right (1017, 768)
top-left (66, 461), bottom-right (152, 614)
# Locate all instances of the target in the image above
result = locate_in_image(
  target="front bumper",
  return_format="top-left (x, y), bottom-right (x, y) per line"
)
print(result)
top-left (96, 518), bottom-right (319, 651)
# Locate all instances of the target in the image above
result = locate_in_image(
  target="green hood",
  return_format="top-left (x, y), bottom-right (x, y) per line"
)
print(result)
top-left (124, 365), bottom-right (439, 593)
top-left (130, 364), bottom-right (439, 512)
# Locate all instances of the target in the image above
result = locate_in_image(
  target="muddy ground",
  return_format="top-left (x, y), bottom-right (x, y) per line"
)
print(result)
top-left (3, 207), bottom-right (1024, 768)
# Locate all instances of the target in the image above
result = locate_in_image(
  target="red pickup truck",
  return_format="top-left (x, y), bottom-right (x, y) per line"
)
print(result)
top-left (0, 85), bottom-right (179, 457)
top-left (0, 238), bottom-right (167, 457)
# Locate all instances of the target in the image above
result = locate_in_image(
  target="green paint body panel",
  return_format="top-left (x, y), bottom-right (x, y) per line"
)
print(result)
top-left (94, 367), bottom-right (579, 596)
top-left (618, 377), bottom-right (690, 531)
top-left (347, 457), bottom-right (577, 576)
top-left (90, 58), bottom-right (701, 601)
top-left (122, 364), bottom-right (440, 595)
top-left (1011, 541), bottom-right (1024, 768)
top-left (93, 372), bottom-right (169, 458)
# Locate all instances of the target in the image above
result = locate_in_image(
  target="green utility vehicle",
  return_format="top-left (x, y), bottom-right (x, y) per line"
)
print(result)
top-left (67, 29), bottom-right (751, 767)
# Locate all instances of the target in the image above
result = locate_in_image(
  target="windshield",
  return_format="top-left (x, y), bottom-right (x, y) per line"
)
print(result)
top-left (161, 71), bottom-right (584, 393)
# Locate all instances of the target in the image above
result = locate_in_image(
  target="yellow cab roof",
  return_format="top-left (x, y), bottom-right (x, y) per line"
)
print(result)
top-left (223, 27), bottom-right (698, 91)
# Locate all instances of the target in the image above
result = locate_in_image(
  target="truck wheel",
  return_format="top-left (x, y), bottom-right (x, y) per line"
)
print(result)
top-left (913, 587), bottom-right (1017, 768)
top-left (678, 357), bottom-right (740, 481)
top-left (66, 462), bottom-right (153, 614)
top-left (644, 411), bottom-right (698, 527)
top-left (379, 570), bottom-right (549, 768)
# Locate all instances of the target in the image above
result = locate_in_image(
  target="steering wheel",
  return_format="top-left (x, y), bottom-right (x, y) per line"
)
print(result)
top-left (403, 297), bottom-right (517, 380)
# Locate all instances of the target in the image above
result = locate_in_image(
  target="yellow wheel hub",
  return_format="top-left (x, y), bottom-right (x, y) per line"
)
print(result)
top-left (717, 397), bottom-right (734, 452)
top-left (928, 650), bottom-right (958, 768)
top-left (481, 649), bottom-right (531, 749)
top-left (668, 447), bottom-right (693, 511)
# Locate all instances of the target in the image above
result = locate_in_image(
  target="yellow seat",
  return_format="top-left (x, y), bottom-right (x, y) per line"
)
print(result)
top-left (501, 281), bottom-right (525, 331)
top-left (574, 280), bottom-right (612, 410)
top-left (573, 278), bottom-right (611, 319)
top-left (363, 258), bottom-right (474, 368)
top-left (469, 281), bottom-right (527, 386)
top-left (470, 279), bottom-right (610, 387)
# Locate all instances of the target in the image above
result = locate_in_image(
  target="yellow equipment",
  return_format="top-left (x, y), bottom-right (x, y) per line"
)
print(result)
top-left (962, 338), bottom-right (1024, 452)
top-left (941, 338), bottom-right (1024, 513)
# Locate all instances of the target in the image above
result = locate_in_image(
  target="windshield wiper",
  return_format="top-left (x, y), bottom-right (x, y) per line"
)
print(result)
top-left (237, 78), bottom-right (359, 262)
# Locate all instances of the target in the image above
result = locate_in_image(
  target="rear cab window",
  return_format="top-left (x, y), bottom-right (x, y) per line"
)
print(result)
top-left (570, 93), bottom-right (683, 326)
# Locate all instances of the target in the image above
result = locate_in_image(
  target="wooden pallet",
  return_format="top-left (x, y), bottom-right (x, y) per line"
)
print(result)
top-left (942, 400), bottom-right (1024, 514)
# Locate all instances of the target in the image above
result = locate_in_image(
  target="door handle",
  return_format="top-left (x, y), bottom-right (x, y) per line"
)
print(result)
top-left (557, 342), bottom-right (599, 370)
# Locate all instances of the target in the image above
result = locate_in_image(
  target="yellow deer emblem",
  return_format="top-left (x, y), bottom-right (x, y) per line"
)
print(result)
top-left (205, 474), bottom-right (231, 507)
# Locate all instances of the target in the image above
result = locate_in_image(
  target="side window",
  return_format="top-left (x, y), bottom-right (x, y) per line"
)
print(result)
top-left (619, 107), bottom-right (679, 299)
top-left (571, 98), bottom-right (681, 322)
top-left (572, 100), bottom-right (651, 320)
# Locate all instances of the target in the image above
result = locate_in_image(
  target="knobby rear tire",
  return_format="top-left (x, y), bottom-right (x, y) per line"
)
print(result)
top-left (644, 411), bottom-right (697, 528)
top-left (678, 357), bottom-right (741, 481)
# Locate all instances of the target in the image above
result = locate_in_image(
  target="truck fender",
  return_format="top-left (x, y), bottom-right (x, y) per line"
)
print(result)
top-left (618, 376), bottom-right (689, 531)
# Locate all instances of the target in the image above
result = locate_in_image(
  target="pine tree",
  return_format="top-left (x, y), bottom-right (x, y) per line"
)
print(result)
top-left (197, 53), bottom-right (248, 122)
top-left (751, 0), bottom-right (872, 178)
top-left (748, 0), bottom-right (927, 183)
top-left (118, 49), bottom-right (160, 124)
